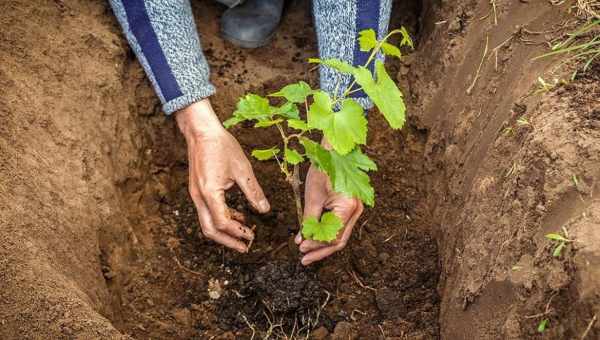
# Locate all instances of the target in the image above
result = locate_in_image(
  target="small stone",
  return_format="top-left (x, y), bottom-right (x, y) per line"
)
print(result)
top-left (311, 326), bottom-right (329, 340)
top-left (208, 278), bottom-right (223, 300)
top-left (331, 321), bottom-right (355, 340)
top-left (102, 270), bottom-right (116, 280)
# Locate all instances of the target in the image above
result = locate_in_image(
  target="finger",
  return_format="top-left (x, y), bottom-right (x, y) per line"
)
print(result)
top-left (295, 231), bottom-right (303, 245)
top-left (204, 189), bottom-right (255, 241)
top-left (236, 170), bottom-right (270, 213)
top-left (229, 208), bottom-right (246, 223)
top-left (301, 244), bottom-right (339, 266)
top-left (302, 201), bottom-right (363, 266)
top-left (299, 239), bottom-right (327, 253)
top-left (222, 218), bottom-right (255, 242)
top-left (190, 190), bottom-right (248, 252)
top-left (206, 229), bottom-right (249, 253)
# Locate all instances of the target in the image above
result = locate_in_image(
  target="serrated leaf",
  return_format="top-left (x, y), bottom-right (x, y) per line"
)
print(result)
top-left (307, 91), bottom-right (367, 155)
top-left (284, 147), bottom-right (304, 165)
top-left (269, 81), bottom-right (312, 103)
top-left (300, 139), bottom-right (376, 206)
top-left (300, 138), bottom-right (332, 172)
top-left (381, 42), bottom-right (402, 58)
top-left (553, 242), bottom-right (566, 257)
top-left (545, 233), bottom-right (568, 242)
top-left (232, 94), bottom-right (272, 121)
top-left (251, 147), bottom-right (280, 160)
top-left (223, 116), bottom-right (243, 128)
top-left (308, 58), bottom-right (355, 74)
top-left (358, 29), bottom-right (378, 52)
top-left (353, 60), bottom-right (406, 129)
top-left (329, 149), bottom-right (376, 206)
top-left (302, 212), bottom-right (344, 242)
top-left (273, 102), bottom-right (300, 119)
top-left (287, 119), bottom-right (309, 132)
top-left (254, 119), bottom-right (283, 128)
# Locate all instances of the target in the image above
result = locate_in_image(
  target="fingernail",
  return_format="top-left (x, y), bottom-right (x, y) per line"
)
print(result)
top-left (301, 257), bottom-right (309, 266)
top-left (258, 199), bottom-right (270, 213)
top-left (294, 233), bottom-right (302, 244)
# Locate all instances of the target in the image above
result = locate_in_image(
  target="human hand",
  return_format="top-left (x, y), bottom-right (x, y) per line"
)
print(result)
top-left (176, 99), bottom-right (270, 252)
top-left (294, 140), bottom-right (364, 266)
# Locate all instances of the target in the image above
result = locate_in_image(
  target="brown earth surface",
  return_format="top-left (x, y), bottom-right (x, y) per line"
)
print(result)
top-left (1, 0), bottom-right (599, 339)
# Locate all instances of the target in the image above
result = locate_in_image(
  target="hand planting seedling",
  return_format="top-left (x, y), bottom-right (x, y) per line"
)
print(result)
top-left (225, 28), bottom-right (413, 242)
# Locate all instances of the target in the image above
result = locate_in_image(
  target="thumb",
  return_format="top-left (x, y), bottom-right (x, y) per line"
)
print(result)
top-left (236, 170), bottom-right (270, 213)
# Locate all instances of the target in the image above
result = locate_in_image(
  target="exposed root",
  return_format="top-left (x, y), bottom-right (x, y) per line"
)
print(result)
top-left (467, 35), bottom-right (490, 95)
top-left (581, 314), bottom-right (597, 339)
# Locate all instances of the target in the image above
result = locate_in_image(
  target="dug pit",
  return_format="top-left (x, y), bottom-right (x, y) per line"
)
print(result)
top-left (2, 0), bottom-right (599, 339)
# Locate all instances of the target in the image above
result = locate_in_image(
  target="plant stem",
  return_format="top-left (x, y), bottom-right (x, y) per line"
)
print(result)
top-left (276, 121), bottom-right (303, 229)
top-left (289, 163), bottom-right (304, 230)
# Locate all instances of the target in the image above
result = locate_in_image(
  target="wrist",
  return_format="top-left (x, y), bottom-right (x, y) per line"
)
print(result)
top-left (176, 99), bottom-right (225, 140)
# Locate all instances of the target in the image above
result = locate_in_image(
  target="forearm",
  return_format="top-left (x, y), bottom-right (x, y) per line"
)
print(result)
top-left (109, 0), bottom-right (215, 114)
top-left (313, 0), bottom-right (392, 109)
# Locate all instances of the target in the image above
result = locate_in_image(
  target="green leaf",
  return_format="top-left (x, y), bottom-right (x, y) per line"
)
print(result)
top-left (307, 91), bottom-right (367, 155)
top-left (269, 81), bottom-right (312, 103)
top-left (273, 102), bottom-right (300, 119)
top-left (251, 147), bottom-right (280, 160)
top-left (300, 138), bottom-right (376, 206)
top-left (553, 243), bottom-right (566, 257)
top-left (308, 58), bottom-right (356, 74)
top-left (232, 94), bottom-right (272, 121)
top-left (358, 29), bottom-right (378, 52)
top-left (302, 212), bottom-right (344, 242)
top-left (398, 27), bottom-right (414, 49)
top-left (287, 119), bottom-right (309, 132)
top-left (381, 42), bottom-right (402, 58)
top-left (545, 233), bottom-right (568, 242)
top-left (353, 60), bottom-right (406, 129)
top-left (300, 138), bottom-right (332, 172)
top-left (537, 319), bottom-right (549, 333)
top-left (284, 147), bottom-right (304, 165)
top-left (223, 116), bottom-right (243, 128)
top-left (254, 119), bottom-right (283, 128)
top-left (329, 148), bottom-right (376, 206)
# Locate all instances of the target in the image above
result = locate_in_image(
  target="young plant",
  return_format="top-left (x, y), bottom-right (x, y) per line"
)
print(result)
top-left (534, 19), bottom-right (600, 77)
top-left (545, 227), bottom-right (573, 257)
top-left (537, 318), bottom-right (549, 333)
top-left (224, 28), bottom-right (413, 242)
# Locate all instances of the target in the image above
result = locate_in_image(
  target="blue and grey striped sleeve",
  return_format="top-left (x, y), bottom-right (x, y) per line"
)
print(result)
top-left (313, 0), bottom-right (392, 109)
top-left (109, 0), bottom-right (215, 115)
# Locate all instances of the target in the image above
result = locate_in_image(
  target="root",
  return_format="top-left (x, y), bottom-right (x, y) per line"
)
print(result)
top-left (581, 314), bottom-right (597, 339)
top-left (467, 35), bottom-right (490, 95)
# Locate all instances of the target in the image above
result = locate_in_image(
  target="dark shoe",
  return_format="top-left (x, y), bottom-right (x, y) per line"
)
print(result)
top-left (220, 0), bottom-right (285, 49)
top-left (214, 0), bottom-right (245, 8)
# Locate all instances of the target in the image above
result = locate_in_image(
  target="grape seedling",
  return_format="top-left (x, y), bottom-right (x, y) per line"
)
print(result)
top-left (225, 28), bottom-right (413, 242)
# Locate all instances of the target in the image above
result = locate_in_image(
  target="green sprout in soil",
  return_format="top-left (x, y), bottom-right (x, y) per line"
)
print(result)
top-left (225, 28), bottom-right (413, 242)
top-left (537, 318), bottom-right (549, 333)
top-left (545, 227), bottom-right (573, 257)
top-left (535, 19), bottom-right (600, 77)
